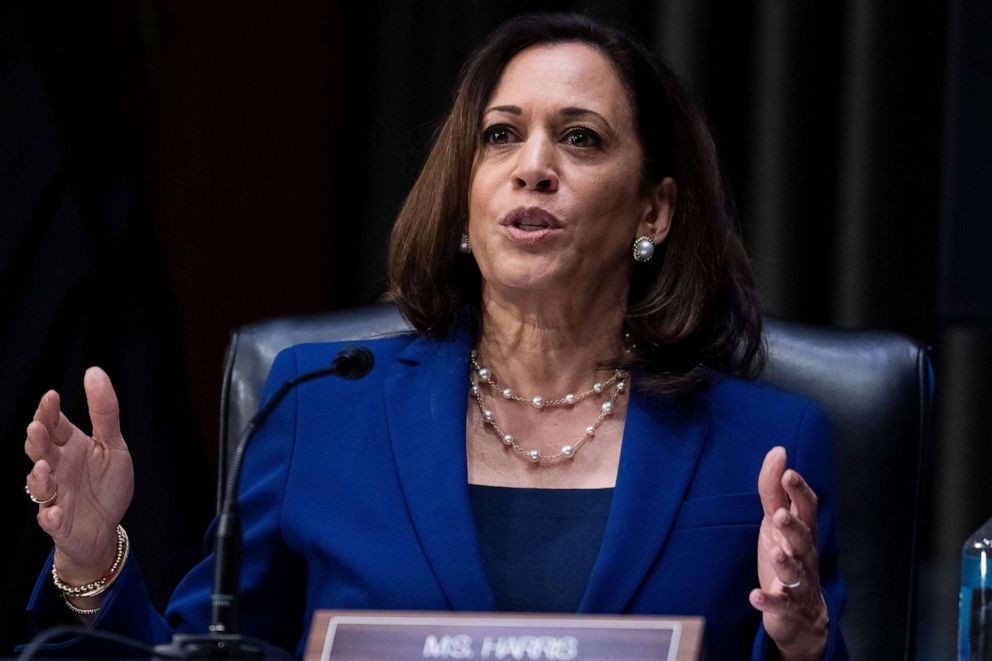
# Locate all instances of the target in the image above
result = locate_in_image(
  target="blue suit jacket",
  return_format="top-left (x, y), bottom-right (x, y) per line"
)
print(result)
top-left (28, 328), bottom-right (847, 659)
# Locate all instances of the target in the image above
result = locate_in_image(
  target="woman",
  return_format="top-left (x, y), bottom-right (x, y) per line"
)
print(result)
top-left (23, 13), bottom-right (845, 659)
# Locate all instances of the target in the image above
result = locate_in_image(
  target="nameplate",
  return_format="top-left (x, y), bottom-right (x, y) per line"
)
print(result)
top-left (305, 610), bottom-right (703, 661)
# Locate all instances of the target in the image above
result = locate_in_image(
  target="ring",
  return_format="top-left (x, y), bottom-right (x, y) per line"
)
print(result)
top-left (783, 578), bottom-right (802, 589)
top-left (25, 482), bottom-right (58, 506)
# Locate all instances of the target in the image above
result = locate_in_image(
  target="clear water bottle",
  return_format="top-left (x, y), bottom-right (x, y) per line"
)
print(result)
top-left (960, 517), bottom-right (992, 660)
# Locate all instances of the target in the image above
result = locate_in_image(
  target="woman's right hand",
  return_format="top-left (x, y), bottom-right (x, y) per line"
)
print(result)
top-left (24, 367), bottom-right (134, 586)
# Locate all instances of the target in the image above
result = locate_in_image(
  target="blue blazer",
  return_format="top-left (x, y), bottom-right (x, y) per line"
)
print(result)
top-left (28, 328), bottom-right (847, 659)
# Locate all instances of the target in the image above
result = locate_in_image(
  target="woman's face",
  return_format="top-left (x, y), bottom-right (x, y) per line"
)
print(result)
top-left (467, 42), bottom-right (673, 303)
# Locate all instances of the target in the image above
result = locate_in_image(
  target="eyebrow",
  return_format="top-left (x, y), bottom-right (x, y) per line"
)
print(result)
top-left (484, 105), bottom-right (522, 116)
top-left (560, 106), bottom-right (607, 124)
top-left (483, 104), bottom-right (613, 130)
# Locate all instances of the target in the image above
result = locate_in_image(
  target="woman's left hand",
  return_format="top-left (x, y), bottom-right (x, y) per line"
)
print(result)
top-left (751, 446), bottom-right (829, 660)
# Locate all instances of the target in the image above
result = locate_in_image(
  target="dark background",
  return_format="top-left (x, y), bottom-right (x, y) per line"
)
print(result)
top-left (1, 1), bottom-right (988, 657)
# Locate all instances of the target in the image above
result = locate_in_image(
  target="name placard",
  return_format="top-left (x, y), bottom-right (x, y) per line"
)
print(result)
top-left (305, 611), bottom-right (703, 661)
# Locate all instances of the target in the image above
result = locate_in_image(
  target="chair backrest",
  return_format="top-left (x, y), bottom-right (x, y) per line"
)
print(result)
top-left (218, 304), bottom-right (932, 660)
top-left (759, 318), bottom-right (932, 660)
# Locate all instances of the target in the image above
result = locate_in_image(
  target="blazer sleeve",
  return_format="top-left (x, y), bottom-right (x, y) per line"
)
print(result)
top-left (750, 402), bottom-right (850, 661)
top-left (24, 347), bottom-right (305, 656)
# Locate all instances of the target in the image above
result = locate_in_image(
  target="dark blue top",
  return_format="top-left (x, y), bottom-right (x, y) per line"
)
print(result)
top-left (469, 485), bottom-right (614, 613)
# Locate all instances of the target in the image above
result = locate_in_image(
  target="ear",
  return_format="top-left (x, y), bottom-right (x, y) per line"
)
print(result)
top-left (637, 177), bottom-right (677, 244)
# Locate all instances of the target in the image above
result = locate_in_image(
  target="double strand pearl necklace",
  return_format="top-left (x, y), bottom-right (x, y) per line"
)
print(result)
top-left (469, 351), bottom-right (629, 464)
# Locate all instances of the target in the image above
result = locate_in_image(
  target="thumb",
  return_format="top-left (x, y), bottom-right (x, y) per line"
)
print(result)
top-left (757, 446), bottom-right (788, 516)
top-left (84, 367), bottom-right (124, 448)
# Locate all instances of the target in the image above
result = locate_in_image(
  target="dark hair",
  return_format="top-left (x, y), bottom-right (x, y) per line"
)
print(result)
top-left (388, 13), bottom-right (764, 392)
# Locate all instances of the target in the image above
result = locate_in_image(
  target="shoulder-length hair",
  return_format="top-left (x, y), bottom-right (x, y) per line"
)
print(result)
top-left (388, 13), bottom-right (764, 393)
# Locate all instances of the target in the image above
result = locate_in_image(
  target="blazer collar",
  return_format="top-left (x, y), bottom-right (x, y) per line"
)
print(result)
top-left (383, 328), bottom-right (496, 611)
top-left (384, 330), bottom-right (710, 614)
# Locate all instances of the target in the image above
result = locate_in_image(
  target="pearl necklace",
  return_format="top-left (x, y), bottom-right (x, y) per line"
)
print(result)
top-left (469, 351), bottom-right (629, 464)
top-left (469, 354), bottom-right (625, 409)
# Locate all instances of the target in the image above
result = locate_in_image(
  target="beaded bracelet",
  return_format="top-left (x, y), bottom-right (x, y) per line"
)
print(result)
top-left (52, 525), bottom-right (129, 599)
top-left (62, 593), bottom-right (101, 616)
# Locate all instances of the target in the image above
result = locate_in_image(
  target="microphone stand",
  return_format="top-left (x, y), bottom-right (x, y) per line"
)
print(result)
top-left (153, 347), bottom-right (373, 659)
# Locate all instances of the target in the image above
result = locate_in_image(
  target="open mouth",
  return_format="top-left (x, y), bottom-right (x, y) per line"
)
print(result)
top-left (502, 207), bottom-right (562, 232)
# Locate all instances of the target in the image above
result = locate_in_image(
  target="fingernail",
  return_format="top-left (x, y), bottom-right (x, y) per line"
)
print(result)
top-left (754, 592), bottom-right (765, 604)
top-left (789, 472), bottom-right (799, 485)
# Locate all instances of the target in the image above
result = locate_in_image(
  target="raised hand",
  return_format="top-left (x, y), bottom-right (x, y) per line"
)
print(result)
top-left (23, 367), bottom-right (134, 585)
top-left (751, 446), bottom-right (829, 660)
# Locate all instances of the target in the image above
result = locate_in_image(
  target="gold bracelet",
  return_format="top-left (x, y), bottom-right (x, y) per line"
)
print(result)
top-left (52, 525), bottom-right (129, 598)
top-left (75, 528), bottom-right (128, 598)
top-left (62, 593), bottom-right (101, 616)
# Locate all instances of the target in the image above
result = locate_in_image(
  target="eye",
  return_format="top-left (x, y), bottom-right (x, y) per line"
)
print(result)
top-left (562, 127), bottom-right (603, 149)
top-left (482, 124), bottom-right (517, 146)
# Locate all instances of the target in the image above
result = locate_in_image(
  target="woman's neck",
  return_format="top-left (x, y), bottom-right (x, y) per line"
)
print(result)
top-left (477, 285), bottom-right (627, 396)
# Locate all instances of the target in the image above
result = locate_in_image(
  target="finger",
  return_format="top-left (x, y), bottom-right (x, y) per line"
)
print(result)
top-left (749, 588), bottom-right (791, 616)
top-left (773, 508), bottom-right (815, 559)
top-left (758, 446), bottom-right (789, 516)
top-left (783, 469), bottom-right (819, 534)
top-left (84, 367), bottom-right (124, 448)
top-left (25, 420), bottom-right (55, 464)
top-left (769, 543), bottom-right (805, 587)
top-left (33, 391), bottom-right (63, 436)
top-left (36, 391), bottom-right (84, 448)
top-left (26, 461), bottom-right (58, 507)
top-left (36, 503), bottom-right (68, 542)
top-left (51, 412), bottom-right (77, 447)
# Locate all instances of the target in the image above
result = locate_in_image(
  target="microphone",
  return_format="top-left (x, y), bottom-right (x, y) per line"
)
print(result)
top-left (327, 346), bottom-right (375, 380)
top-left (154, 346), bottom-right (374, 659)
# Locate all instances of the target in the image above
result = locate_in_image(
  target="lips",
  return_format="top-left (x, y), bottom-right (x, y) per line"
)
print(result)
top-left (498, 207), bottom-right (562, 246)
top-left (501, 207), bottom-right (562, 232)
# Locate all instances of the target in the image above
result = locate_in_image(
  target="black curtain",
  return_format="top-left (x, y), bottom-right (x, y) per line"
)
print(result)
top-left (4, 1), bottom-right (987, 658)
top-left (0, 3), bottom-right (211, 653)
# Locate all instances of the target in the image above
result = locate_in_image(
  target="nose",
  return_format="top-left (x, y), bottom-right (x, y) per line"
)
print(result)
top-left (511, 134), bottom-right (559, 192)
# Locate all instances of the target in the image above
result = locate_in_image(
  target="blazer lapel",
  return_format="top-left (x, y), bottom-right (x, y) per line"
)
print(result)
top-left (383, 329), bottom-right (496, 611)
top-left (579, 386), bottom-right (710, 613)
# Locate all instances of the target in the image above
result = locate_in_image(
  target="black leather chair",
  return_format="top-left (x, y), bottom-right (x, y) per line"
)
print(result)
top-left (218, 304), bottom-right (932, 660)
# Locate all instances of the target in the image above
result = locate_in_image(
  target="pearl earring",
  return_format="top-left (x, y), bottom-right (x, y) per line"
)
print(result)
top-left (632, 236), bottom-right (655, 262)
top-left (459, 233), bottom-right (472, 254)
